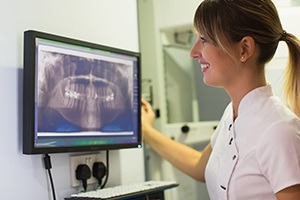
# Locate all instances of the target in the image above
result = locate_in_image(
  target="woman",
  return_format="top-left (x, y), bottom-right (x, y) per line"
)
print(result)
top-left (141, 0), bottom-right (300, 199)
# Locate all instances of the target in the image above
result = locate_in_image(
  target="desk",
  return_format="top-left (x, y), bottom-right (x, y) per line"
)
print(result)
top-left (112, 190), bottom-right (165, 200)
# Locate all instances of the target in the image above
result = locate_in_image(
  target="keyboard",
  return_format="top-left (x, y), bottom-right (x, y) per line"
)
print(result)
top-left (65, 180), bottom-right (179, 200)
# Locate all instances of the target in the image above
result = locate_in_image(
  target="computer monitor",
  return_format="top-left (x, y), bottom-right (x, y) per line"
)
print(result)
top-left (23, 30), bottom-right (141, 154)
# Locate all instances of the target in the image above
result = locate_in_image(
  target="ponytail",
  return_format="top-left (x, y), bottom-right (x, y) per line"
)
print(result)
top-left (282, 32), bottom-right (300, 118)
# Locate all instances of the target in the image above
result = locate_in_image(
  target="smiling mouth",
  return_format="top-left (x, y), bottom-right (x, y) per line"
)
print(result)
top-left (201, 63), bottom-right (210, 71)
top-left (201, 63), bottom-right (210, 69)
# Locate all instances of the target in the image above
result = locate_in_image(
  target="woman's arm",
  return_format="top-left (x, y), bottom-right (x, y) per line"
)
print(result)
top-left (141, 99), bottom-right (211, 182)
top-left (276, 184), bottom-right (300, 200)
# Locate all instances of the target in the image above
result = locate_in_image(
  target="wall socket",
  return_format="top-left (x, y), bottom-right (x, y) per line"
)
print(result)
top-left (70, 153), bottom-right (105, 187)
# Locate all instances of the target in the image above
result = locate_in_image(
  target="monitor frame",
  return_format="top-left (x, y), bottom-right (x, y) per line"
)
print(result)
top-left (23, 30), bottom-right (142, 154)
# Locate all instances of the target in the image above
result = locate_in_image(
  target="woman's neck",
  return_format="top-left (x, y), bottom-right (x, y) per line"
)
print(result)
top-left (226, 69), bottom-right (267, 120)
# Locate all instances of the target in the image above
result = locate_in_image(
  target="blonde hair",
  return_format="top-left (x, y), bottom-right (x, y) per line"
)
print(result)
top-left (194, 0), bottom-right (300, 117)
top-left (283, 33), bottom-right (300, 117)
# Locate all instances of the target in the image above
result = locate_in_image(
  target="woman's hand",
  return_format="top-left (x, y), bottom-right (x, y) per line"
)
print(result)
top-left (141, 99), bottom-right (155, 137)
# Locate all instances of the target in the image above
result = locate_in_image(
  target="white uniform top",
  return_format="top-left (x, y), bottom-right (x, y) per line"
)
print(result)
top-left (205, 85), bottom-right (300, 200)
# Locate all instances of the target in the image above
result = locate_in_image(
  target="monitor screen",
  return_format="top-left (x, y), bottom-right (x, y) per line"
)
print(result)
top-left (23, 30), bottom-right (141, 154)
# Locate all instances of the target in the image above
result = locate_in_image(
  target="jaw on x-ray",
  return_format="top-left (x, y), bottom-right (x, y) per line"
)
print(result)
top-left (37, 51), bottom-right (133, 133)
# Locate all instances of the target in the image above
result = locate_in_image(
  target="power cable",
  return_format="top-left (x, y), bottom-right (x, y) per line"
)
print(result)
top-left (44, 154), bottom-right (56, 200)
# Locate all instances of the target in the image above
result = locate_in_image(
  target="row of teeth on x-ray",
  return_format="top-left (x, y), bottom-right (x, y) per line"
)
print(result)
top-left (63, 77), bottom-right (116, 109)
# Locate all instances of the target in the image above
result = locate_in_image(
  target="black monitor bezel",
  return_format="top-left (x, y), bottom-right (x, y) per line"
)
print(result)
top-left (23, 30), bottom-right (142, 154)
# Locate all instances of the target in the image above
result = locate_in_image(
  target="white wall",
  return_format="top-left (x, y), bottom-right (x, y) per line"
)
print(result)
top-left (158, 0), bottom-right (200, 28)
top-left (0, 0), bottom-right (145, 199)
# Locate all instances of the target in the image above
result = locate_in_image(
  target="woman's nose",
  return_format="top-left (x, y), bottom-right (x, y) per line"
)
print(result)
top-left (190, 42), bottom-right (201, 59)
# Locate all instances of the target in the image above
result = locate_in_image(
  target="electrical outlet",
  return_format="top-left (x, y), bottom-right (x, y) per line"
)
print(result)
top-left (70, 153), bottom-right (105, 187)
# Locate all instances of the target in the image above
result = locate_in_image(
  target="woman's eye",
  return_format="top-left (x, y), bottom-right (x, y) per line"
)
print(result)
top-left (200, 37), bottom-right (207, 43)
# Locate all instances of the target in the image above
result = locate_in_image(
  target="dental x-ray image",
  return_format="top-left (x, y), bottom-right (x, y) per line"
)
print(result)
top-left (37, 49), bottom-right (134, 133)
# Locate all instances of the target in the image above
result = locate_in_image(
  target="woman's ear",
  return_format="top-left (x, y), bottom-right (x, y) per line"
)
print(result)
top-left (239, 36), bottom-right (255, 62)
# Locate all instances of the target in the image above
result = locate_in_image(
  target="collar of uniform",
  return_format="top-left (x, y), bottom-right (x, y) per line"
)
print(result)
top-left (236, 85), bottom-right (274, 119)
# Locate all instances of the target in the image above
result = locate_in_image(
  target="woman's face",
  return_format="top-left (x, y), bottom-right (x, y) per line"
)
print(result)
top-left (190, 34), bottom-right (240, 89)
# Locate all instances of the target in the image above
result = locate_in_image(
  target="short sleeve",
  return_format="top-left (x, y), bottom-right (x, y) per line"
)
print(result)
top-left (257, 119), bottom-right (300, 193)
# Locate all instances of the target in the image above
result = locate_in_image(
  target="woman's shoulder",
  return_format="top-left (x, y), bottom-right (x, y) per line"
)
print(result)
top-left (258, 109), bottom-right (300, 151)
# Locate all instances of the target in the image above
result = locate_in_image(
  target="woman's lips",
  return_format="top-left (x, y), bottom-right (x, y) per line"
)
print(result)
top-left (200, 63), bottom-right (210, 73)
